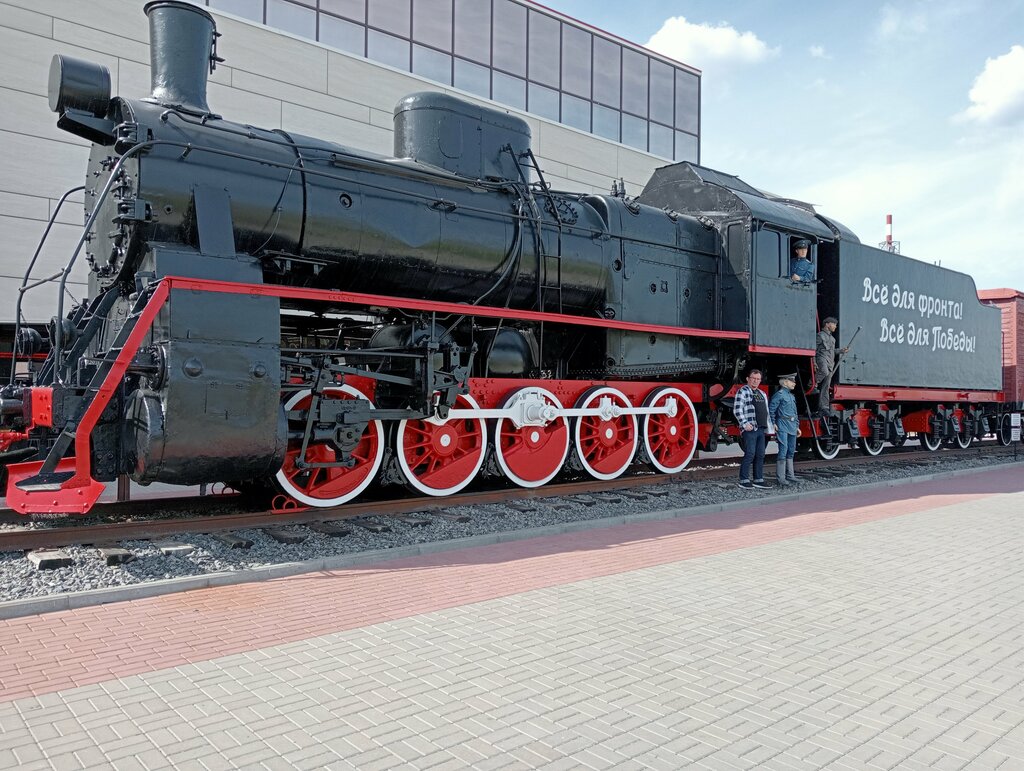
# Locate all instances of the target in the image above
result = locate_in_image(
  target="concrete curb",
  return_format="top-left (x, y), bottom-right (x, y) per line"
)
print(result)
top-left (1, 460), bottom-right (1019, 620)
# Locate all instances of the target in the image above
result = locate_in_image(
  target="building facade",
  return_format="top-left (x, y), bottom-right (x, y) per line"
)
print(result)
top-left (0, 0), bottom-right (701, 328)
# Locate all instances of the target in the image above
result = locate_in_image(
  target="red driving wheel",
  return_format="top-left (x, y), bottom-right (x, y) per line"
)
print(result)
top-left (275, 386), bottom-right (384, 507)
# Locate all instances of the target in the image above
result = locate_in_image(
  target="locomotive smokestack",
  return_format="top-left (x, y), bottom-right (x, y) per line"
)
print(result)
top-left (142, 1), bottom-right (219, 115)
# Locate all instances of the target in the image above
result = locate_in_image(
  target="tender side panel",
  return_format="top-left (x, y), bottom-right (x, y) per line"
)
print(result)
top-left (837, 243), bottom-right (1002, 390)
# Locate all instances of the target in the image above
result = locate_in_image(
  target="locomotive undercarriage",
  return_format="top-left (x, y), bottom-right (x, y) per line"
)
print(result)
top-left (2, 276), bottom-right (727, 513)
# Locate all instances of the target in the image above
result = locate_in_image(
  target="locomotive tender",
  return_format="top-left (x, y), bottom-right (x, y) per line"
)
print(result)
top-left (0, 2), bottom-right (1015, 514)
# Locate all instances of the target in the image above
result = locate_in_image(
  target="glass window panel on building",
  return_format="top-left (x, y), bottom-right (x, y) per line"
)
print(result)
top-left (413, 44), bottom-right (452, 84)
top-left (454, 57), bottom-right (490, 98)
top-left (493, 0), bottom-right (527, 77)
top-left (561, 23), bottom-right (591, 98)
top-left (592, 36), bottom-right (620, 108)
top-left (621, 48), bottom-right (648, 117)
top-left (561, 93), bottom-right (590, 132)
top-left (648, 122), bottom-right (673, 159)
top-left (649, 59), bottom-right (674, 126)
top-left (320, 0), bottom-right (365, 23)
top-left (493, 71), bottom-right (526, 110)
top-left (527, 10), bottom-right (560, 88)
top-left (453, 0), bottom-right (490, 64)
top-left (593, 104), bottom-right (620, 141)
top-left (675, 69), bottom-right (699, 134)
top-left (208, 0), bottom-right (263, 23)
top-left (621, 113), bottom-right (647, 150)
top-left (368, 29), bottom-right (411, 70)
top-left (319, 13), bottom-right (365, 55)
top-left (412, 0), bottom-right (452, 51)
top-left (266, 0), bottom-right (316, 39)
top-left (675, 131), bottom-right (698, 162)
top-left (368, 0), bottom-right (410, 38)
top-left (528, 82), bottom-right (559, 122)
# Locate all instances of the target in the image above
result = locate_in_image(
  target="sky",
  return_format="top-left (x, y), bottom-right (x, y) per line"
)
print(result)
top-left (537, 0), bottom-right (1024, 292)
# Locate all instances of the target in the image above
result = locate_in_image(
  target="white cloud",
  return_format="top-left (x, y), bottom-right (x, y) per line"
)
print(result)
top-left (809, 45), bottom-right (828, 59)
top-left (877, 4), bottom-right (929, 39)
top-left (958, 45), bottom-right (1024, 126)
top-left (644, 16), bottom-right (778, 70)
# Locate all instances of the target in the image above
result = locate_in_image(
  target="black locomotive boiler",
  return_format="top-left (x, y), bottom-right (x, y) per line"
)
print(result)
top-left (0, 2), bottom-right (1015, 514)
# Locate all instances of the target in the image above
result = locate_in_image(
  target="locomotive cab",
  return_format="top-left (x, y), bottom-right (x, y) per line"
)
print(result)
top-left (638, 163), bottom-right (833, 356)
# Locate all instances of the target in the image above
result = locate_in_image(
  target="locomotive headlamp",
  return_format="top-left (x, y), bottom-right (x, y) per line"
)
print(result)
top-left (47, 55), bottom-right (111, 117)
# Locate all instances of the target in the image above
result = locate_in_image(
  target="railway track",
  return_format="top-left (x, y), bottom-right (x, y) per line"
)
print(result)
top-left (1, 443), bottom-right (1017, 553)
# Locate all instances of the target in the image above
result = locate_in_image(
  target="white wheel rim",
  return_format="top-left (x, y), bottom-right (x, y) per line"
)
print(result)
top-left (920, 431), bottom-right (941, 451)
top-left (396, 393), bottom-right (487, 496)
top-left (573, 387), bottom-right (638, 480)
top-left (861, 437), bottom-right (884, 456)
top-left (494, 387), bottom-right (569, 488)
top-left (815, 437), bottom-right (840, 460)
top-left (642, 387), bottom-right (698, 474)
top-left (275, 385), bottom-right (384, 507)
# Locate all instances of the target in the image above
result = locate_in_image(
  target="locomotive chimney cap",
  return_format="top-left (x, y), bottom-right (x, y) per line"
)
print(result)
top-left (142, 0), bottom-right (219, 116)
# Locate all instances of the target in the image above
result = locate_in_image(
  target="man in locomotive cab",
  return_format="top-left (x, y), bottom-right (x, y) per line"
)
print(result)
top-left (790, 239), bottom-right (814, 283)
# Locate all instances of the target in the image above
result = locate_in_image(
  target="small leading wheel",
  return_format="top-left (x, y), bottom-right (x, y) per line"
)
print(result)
top-left (396, 393), bottom-right (487, 496)
top-left (814, 435), bottom-right (841, 460)
top-left (494, 387), bottom-right (570, 488)
top-left (573, 386), bottom-right (638, 480)
top-left (275, 386), bottom-right (384, 507)
top-left (641, 386), bottom-right (698, 473)
top-left (919, 431), bottom-right (942, 452)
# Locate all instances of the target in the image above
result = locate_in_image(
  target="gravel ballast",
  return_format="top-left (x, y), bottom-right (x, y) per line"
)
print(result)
top-left (0, 453), bottom-right (1019, 613)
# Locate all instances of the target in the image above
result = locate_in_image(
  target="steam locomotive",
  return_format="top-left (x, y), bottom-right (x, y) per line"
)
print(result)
top-left (0, 1), bottom-right (1014, 515)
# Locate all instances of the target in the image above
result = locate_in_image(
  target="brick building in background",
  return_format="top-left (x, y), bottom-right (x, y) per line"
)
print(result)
top-left (978, 289), bottom-right (1024, 403)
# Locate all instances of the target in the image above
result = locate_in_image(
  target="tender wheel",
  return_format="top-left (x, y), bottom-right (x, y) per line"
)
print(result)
top-left (858, 436), bottom-right (885, 456)
top-left (275, 386), bottom-right (384, 507)
top-left (494, 388), bottom-right (570, 488)
top-left (997, 414), bottom-right (1013, 446)
top-left (919, 431), bottom-right (942, 452)
top-left (641, 386), bottom-right (698, 473)
top-left (950, 426), bottom-right (973, 449)
top-left (573, 386), bottom-right (638, 480)
top-left (814, 435), bottom-right (841, 460)
top-left (396, 393), bottom-right (487, 496)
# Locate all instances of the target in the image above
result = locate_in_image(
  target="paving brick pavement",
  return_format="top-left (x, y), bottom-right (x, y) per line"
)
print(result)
top-left (0, 464), bottom-right (1021, 769)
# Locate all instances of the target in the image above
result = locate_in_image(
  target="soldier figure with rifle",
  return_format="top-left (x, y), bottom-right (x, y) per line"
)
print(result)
top-left (815, 317), bottom-right (858, 416)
